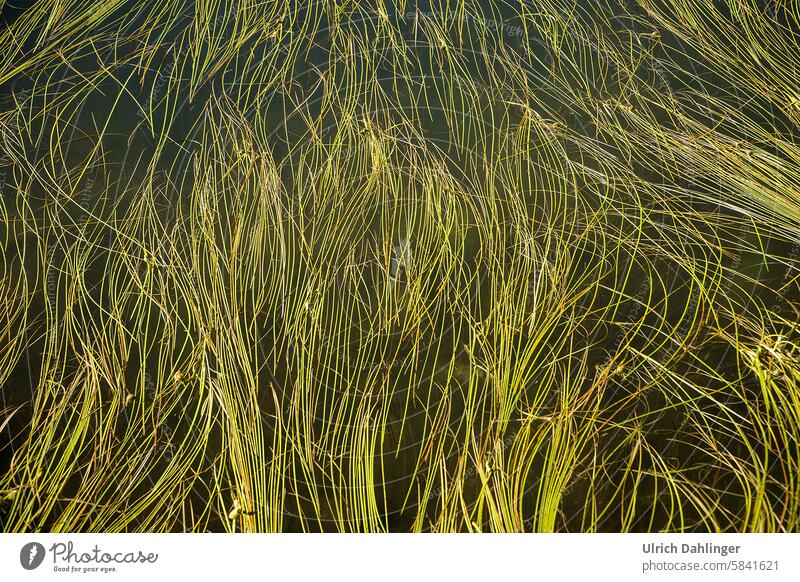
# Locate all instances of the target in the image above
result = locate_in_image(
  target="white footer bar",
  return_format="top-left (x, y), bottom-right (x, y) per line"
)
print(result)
top-left (1, 534), bottom-right (798, 581)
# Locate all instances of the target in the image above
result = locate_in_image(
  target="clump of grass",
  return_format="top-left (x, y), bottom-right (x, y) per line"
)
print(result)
top-left (0, 0), bottom-right (798, 532)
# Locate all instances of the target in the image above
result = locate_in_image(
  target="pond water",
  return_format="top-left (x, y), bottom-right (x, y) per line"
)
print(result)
top-left (1, 0), bottom-right (798, 531)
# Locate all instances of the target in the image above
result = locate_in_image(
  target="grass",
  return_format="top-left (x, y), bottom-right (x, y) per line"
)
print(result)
top-left (0, 0), bottom-right (798, 532)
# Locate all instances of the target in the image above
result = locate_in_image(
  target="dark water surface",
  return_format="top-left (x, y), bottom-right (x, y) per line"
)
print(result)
top-left (1, 0), bottom-right (797, 531)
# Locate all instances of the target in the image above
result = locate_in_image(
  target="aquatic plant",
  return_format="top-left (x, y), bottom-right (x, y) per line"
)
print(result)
top-left (0, 0), bottom-right (798, 532)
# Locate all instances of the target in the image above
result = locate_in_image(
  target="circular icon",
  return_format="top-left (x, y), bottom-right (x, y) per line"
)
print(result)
top-left (19, 542), bottom-right (46, 570)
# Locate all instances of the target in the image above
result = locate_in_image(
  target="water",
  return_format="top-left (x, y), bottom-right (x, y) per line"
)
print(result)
top-left (1, 0), bottom-right (798, 531)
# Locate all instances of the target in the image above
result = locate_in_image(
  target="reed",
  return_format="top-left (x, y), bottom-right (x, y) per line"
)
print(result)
top-left (0, 0), bottom-right (798, 532)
